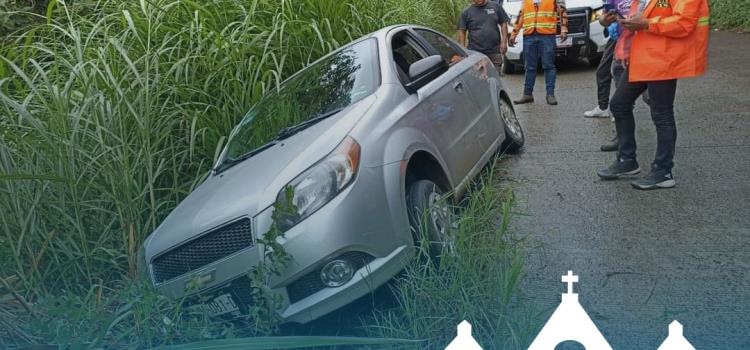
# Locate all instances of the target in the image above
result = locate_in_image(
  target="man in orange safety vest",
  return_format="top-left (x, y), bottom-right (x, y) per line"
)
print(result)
top-left (509, 0), bottom-right (569, 105)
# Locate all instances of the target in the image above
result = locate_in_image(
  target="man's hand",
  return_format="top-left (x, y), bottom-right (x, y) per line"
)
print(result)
top-left (560, 31), bottom-right (568, 43)
top-left (599, 11), bottom-right (618, 26)
top-left (508, 34), bottom-right (517, 47)
top-left (619, 16), bottom-right (649, 31)
top-left (500, 41), bottom-right (508, 54)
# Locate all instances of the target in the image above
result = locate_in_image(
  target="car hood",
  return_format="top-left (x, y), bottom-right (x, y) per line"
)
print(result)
top-left (144, 94), bottom-right (377, 258)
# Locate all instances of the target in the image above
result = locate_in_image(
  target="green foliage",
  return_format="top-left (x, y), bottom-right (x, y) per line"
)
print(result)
top-left (1, 0), bottom-right (37, 37)
top-left (709, 0), bottom-right (750, 30)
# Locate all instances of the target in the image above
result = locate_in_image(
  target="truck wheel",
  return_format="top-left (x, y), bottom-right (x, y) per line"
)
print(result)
top-left (588, 55), bottom-right (602, 68)
top-left (499, 96), bottom-right (524, 153)
top-left (502, 55), bottom-right (517, 74)
top-left (406, 180), bottom-right (455, 260)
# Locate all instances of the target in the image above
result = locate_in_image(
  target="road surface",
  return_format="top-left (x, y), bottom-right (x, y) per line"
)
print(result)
top-left (501, 30), bottom-right (750, 349)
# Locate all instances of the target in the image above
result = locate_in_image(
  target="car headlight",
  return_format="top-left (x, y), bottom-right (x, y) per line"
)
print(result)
top-left (591, 7), bottom-right (604, 22)
top-left (275, 136), bottom-right (361, 232)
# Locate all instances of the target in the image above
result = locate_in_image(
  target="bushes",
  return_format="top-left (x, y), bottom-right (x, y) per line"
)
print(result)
top-left (709, 0), bottom-right (750, 30)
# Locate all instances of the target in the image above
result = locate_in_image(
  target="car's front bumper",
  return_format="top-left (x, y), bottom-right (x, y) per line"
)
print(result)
top-left (150, 162), bottom-right (413, 323)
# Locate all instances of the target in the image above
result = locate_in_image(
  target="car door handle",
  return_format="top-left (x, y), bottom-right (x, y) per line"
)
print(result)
top-left (453, 81), bottom-right (464, 94)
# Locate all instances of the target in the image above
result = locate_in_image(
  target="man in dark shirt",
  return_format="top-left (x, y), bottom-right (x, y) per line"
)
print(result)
top-left (457, 0), bottom-right (510, 74)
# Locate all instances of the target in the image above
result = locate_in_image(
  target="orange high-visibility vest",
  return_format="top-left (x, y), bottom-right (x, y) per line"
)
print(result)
top-left (519, 0), bottom-right (559, 35)
top-left (628, 0), bottom-right (710, 82)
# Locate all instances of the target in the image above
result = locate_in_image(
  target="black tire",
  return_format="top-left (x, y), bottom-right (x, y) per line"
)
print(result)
top-left (406, 179), bottom-right (455, 260)
top-left (499, 96), bottom-right (524, 153)
top-left (588, 54), bottom-right (602, 68)
top-left (502, 55), bottom-right (518, 75)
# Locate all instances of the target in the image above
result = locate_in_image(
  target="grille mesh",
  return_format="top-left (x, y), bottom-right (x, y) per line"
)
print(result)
top-left (286, 251), bottom-right (374, 303)
top-left (565, 10), bottom-right (589, 35)
top-left (151, 218), bottom-right (254, 283)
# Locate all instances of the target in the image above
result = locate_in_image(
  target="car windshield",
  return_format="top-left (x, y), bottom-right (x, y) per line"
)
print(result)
top-left (220, 38), bottom-right (379, 167)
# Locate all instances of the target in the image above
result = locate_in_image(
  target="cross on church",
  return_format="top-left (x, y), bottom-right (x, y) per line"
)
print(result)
top-left (562, 270), bottom-right (579, 294)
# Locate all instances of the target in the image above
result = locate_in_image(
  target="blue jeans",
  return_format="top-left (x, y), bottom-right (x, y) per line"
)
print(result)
top-left (523, 34), bottom-right (556, 96)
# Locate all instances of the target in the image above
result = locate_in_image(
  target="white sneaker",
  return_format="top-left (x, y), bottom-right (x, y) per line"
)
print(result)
top-left (584, 106), bottom-right (611, 118)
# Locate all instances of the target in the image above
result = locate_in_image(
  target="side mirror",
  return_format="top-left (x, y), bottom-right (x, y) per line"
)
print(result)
top-left (405, 55), bottom-right (448, 94)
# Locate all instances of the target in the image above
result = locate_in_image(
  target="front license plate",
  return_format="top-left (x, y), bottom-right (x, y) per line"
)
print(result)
top-left (556, 37), bottom-right (572, 48)
top-left (197, 293), bottom-right (239, 317)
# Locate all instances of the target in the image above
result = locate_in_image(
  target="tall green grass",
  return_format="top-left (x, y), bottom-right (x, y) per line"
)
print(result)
top-left (0, 0), bottom-right (443, 293)
top-left (709, 0), bottom-right (750, 30)
top-left (0, 0), bottom-right (538, 348)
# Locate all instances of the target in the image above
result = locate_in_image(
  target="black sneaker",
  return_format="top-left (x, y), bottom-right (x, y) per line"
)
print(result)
top-left (631, 170), bottom-right (676, 190)
top-left (597, 158), bottom-right (640, 180)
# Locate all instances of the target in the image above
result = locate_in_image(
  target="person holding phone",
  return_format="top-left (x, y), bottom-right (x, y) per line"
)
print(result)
top-left (596, 0), bottom-right (710, 190)
top-left (583, 2), bottom-right (625, 122)
top-left (587, 0), bottom-right (648, 153)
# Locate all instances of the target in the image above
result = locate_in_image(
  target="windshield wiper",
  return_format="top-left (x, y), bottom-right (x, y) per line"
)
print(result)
top-left (214, 107), bottom-right (345, 174)
top-left (276, 107), bottom-right (345, 140)
top-left (214, 141), bottom-right (277, 174)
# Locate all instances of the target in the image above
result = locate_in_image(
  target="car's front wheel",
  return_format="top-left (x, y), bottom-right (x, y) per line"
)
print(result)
top-left (406, 179), bottom-right (455, 260)
top-left (499, 97), bottom-right (524, 153)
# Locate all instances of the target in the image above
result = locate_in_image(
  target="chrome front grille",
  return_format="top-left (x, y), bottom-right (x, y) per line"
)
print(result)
top-left (565, 9), bottom-right (589, 35)
top-left (151, 218), bottom-right (254, 283)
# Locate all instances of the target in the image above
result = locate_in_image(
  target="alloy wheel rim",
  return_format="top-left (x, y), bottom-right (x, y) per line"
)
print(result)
top-left (427, 191), bottom-right (456, 254)
top-left (501, 101), bottom-right (523, 140)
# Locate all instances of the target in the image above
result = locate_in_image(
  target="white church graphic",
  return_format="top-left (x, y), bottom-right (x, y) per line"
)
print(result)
top-left (445, 271), bottom-right (697, 350)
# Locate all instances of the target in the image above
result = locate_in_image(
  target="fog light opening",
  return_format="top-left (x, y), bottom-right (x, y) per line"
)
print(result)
top-left (320, 259), bottom-right (354, 288)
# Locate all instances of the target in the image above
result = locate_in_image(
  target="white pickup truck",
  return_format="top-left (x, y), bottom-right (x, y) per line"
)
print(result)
top-left (502, 0), bottom-right (608, 73)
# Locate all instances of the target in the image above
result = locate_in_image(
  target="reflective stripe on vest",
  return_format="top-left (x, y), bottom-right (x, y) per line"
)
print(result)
top-left (698, 16), bottom-right (710, 26)
top-left (521, 0), bottom-right (558, 35)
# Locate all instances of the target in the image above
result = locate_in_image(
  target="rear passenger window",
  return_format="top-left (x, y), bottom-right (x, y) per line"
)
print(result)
top-left (414, 29), bottom-right (465, 64)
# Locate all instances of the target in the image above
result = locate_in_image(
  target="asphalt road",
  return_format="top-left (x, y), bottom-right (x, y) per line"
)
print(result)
top-left (500, 31), bottom-right (750, 350)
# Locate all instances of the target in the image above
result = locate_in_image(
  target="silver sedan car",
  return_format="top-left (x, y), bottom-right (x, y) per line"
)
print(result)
top-left (141, 25), bottom-right (524, 324)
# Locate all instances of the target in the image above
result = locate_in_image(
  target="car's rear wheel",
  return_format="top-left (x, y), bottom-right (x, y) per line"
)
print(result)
top-left (499, 97), bottom-right (524, 153)
top-left (406, 179), bottom-right (455, 260)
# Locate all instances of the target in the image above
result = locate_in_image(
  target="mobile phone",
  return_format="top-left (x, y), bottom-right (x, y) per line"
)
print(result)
top-left (602, 3), bottom-right (615, 12)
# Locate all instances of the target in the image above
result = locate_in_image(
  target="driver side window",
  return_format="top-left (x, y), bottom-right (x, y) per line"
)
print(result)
top-left (391, 32), bottom-right (428, 84)
top-left (414, 29), bottom-right (466, 65)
